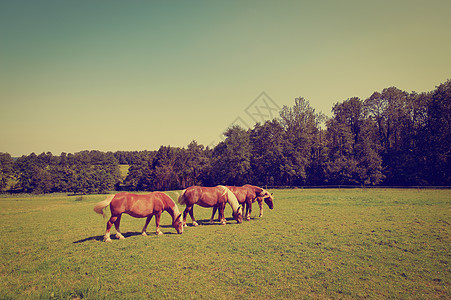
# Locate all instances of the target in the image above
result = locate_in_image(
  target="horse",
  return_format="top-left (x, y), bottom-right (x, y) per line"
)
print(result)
top-left (211, 184), bottom-right (274, 221)
top-left (178, 185), bottom-right (243, 226)
top-left (244, 184), bottom-right (274, 218)
top-left (93, 192), bottom-right (183, 242)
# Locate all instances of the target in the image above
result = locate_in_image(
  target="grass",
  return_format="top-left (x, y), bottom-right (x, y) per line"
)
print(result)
top-left (0, 189), bottom-right (449, 299)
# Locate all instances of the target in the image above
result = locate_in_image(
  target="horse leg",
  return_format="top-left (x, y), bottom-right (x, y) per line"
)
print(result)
top-left (183, 206), bottom-right (198, 227)
top-left (142, 215), bottom-right (153, 236)
top-left (246, 202), bottom-right (252, 221)
top-left (114, 215), bottom-right (125, 240)
top-left (258, 200), bottom-right (264, 217)
top-left (219, 203), bottom-right (226, 225)
top-left (104, 216), bottom-right (117, 242)
top-left (188, 206), bottom-right (198, 226)
top-left (182, 206), bottom-right (189, 227)
top-left (155, 212), bottom-right (163, 235)
top-left (210, 206), bottom-right (218, 224)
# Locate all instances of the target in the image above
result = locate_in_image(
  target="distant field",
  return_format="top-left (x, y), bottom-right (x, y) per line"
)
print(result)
top-left (0, 189), bottom-right (449, 299)
top-left (119, 164), bottom-right (130, 180)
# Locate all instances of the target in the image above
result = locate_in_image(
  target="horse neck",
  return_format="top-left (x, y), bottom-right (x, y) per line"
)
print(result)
top-left (164, 198), bottom-right (180, 220)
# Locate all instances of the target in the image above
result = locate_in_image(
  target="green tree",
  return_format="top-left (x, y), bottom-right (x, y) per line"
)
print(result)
top-left (422, 80), bottom-right (451, 184)
top-left (326, 97), bottom-right (384, 185)
top-left (212, 126), bottom-right (251, 185)
top-left (0, 153), bottom-right (14, 191)
top-left (279, 97), bottom-right (321, 185)
top-left (250, 120), bottom-right (287, 186)
top-left (150, 146), bottom-right (180, 190)
top-left (181, 140), bottom-right (210, 188)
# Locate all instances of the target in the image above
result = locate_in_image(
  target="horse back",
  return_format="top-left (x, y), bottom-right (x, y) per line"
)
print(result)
top-left (243, 184), bottom-right (265, 199)
top-left (226, 186), bottom-right (249, 204)
top-left (110, 192), bottom-right (165, 218)
top-left (184, 186), bottom-right (226, 207)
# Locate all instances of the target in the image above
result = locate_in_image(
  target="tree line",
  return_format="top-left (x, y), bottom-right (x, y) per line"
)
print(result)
top-left (0, 151), bottom-right (121, 194)
top-left (0, 80), bottom-right (449, 193)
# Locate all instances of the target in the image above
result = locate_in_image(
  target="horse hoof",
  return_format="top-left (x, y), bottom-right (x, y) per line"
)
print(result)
top-left (220, 221), bottom-right (226, 225)
top-left (246, 217), bottom-right (251, 221)
top-left (193, 221), bottom-right (199, 227)
top-left (104, 237), bottom-right (112, 243)
top-left (156, 231), bottom-right (163, 235)
top-left (142, 232), bottom-right (148, 236)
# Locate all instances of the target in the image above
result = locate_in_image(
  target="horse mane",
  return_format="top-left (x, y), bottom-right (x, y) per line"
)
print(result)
top-left (158, 192), bottom-right (181, 219)
top-left (218, 186), bottom-right (241, 214)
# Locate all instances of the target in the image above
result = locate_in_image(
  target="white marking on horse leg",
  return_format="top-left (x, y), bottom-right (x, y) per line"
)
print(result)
top-left (156, 228), bottom-right (163, 235)
top-left (142, 231), bottom-right (148, 236)
top-left (192, 221), bottom-right (199, 227)
top-left (116, 231), bottom-right (125, 240)
top-left (104, 232), bottom-right (112, 242)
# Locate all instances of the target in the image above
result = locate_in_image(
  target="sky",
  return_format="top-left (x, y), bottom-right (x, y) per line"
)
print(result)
top-left (1, 0), bottom-right (450, 157)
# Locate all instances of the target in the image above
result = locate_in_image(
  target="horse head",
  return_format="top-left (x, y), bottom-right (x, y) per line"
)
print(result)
top-left (260, 190), bottom-right (274, 209)
top-left (173, 213), bottom-right (183, 234)
top-left (232, 205), bottom-right (243, 224)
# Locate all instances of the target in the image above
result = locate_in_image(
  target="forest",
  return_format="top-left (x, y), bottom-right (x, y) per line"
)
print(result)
top-left (0, 80), bottom-right (449, 194)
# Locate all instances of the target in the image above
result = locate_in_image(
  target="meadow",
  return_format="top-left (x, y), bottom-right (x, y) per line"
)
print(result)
top-left (0, 189), bottom-right (449, 299)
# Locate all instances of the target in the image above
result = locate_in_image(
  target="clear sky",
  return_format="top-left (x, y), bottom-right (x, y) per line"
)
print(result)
top-left (1, 0), bottom-right (450, 156)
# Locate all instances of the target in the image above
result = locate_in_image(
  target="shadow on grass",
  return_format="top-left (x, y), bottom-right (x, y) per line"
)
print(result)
top-left (184, 217), bottom-right (244, 226)
top-left (74, 217), bottom-right (248, 243)
top-left (73, 231), bottom-right (179, 243)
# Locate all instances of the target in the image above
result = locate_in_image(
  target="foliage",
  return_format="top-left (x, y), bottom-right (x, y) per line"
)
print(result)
top-left (0, 152), bottom-right (14, 191)
top-left (211, 126), bottom-right (252, 186)
top-left (12, 151), bottom-right (121, 194)
top-left (325, 97), bottom-right (384, 185)
top-left (1, 80), bottom-right (449, 193)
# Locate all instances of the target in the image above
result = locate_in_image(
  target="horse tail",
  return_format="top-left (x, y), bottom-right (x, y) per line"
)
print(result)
top-left (178, 189), bottom-right (187, 205)
top-left (93, 194), bottom-right (115, 218)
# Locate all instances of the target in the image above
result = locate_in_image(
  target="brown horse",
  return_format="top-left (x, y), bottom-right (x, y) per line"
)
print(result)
top-left (211, 184), bottom-right (274, 221)
top-left (178, 185), bottom-right (243, 226)
top-left (94, 192), bottom-right (183, 242)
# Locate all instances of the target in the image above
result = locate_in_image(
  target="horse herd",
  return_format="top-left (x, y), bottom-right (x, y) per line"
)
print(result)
top-left (93, 184), bottom-right (274, 242)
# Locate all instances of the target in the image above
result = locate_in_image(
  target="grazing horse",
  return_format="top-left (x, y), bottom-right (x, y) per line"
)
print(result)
top-left (244, 184), bottom-right (274, 218)
top-left (178, 185), bottom-right (243, 226)
top-left (93, 192), bottom-right (183, 242)
top-left (211, 185), bottom-right (274, 221)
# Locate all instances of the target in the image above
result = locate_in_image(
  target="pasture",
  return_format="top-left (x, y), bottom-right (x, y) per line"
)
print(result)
top-left (0, 189), bottom-right (449, 299)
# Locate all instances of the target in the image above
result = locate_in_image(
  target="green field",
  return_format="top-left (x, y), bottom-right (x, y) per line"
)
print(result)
top-left (0, 189), bottom-right (449, 299)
